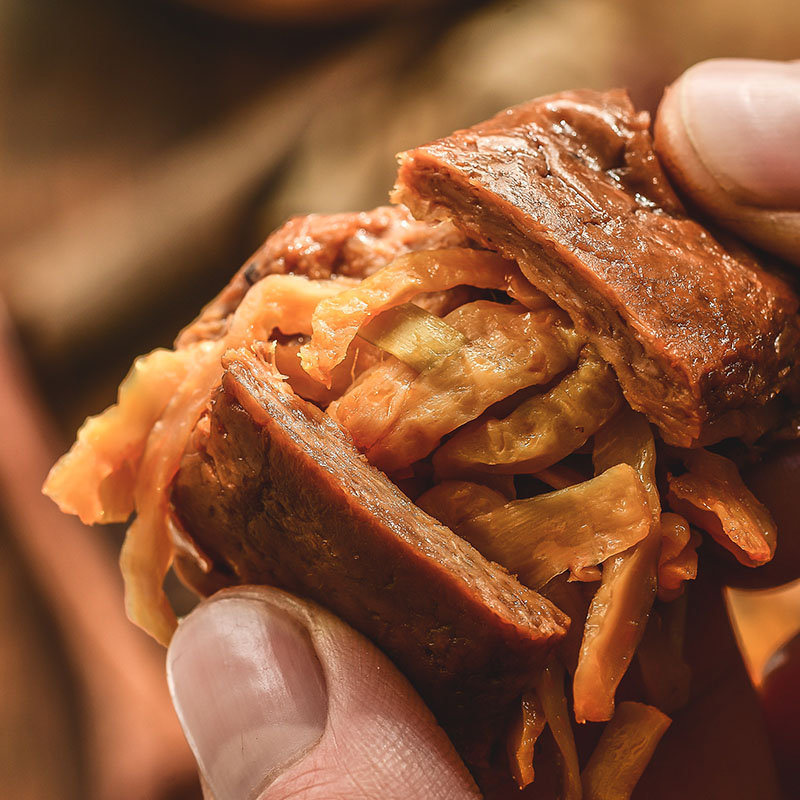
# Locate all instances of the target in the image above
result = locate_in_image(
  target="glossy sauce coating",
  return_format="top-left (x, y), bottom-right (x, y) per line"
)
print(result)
top-left (394, 89), bottom-right (800, 446)
top-left (172, 349), bottom-right (569, 765)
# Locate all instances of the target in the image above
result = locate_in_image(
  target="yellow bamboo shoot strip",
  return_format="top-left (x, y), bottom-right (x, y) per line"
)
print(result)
top-left (573, 408), bottom-right (660, 723)
top-left (456, 464), bottom-right (651, 590)
top-left (581, 702), bottom-right (671, 800)
top-left (593, 406), bottom-right (660, 519)
top-left (300, 247), bottom-right (550, 385)
top-left (43, 346), bottom-right (200, 525)
top-left (507, 691), bottom-right (547, 789)
top-left (635, 595), bottom-right (691, 714)
top-left (44, 274), bottom-right (356, 528)
top-left (357, 302), bottom-right (467, 372)
top-left (657, 512), bottom-right (700, 601)
top-left (416, 480), bottom-right (507, 530)
top-left (667, 447), bottom-right (776, 567)
top-left (434, 351), bottom-right (622, 476)
top-left (540, 574), bottom-right (591, 675)
top-left (539, 661), bottom-right (583, 800)
top-left (46, 273), bottom-right (357, 644)
top-left (340, 300), bottom-right (583, 473)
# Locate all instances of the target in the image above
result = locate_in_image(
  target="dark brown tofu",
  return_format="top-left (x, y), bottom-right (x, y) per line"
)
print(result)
top-left (171, 348), bottom-right (568, 761)
top-left (393, 89), bottom-right (800, 447)
top-left (176, 205), bottom-right (466, 347)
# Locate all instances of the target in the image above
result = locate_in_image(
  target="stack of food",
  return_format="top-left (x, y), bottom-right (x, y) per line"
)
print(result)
top-left (44, 90), bottom-right (798, 798)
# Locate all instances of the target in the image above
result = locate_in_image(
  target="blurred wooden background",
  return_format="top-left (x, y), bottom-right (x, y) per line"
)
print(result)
top-left (0, 1), bottom-right (798, 797)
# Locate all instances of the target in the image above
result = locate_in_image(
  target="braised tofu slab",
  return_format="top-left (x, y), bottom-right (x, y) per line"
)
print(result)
top-left (393, 89), bottom-right (800, 446)
top-left (172, 349), bottom-right (568, 753)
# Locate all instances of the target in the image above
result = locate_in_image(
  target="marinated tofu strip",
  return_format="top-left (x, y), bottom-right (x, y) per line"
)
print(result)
top-left (434, 349), bottom-right (622, 476)
top-left (393, 89), bottom-right (800, 446)
top-left (667, 448), bottom-right (776, 567)
top-left (172, 348), bottom-right (569, 737)
top-left (573, 408), bottom-right (660, 723)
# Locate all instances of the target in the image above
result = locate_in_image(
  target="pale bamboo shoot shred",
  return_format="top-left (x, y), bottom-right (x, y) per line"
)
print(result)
top-left (449, 464), bottom-right (651, 590)
top-left (539, 661), bottom-right (582, 800)
top-left (573, 408), bottom-right (661, 723)
top-left (43, 228), bottom-right (782, 800)
top-left (46, 273), bottom-right (360, 643)
top-left (331, 300), bottom-right (583, 473)
top-left (507, 691), bottom-right (547, 789)
top-left (416, 480), bottom-right (507, 530)
top-left (581, 702), bottom-right (671, 800)
top-left (667, 448), bottom-right (777, 567)
top-left (43, 345), bottom-right (205, 525)
top-left (357, 302), bottom-right (467, 372)
top-left (434, 350), bottom-right (622, 476)
top-left (635, 595), bottom-right (692, 714)
top-left (656, 512), bottom-right (700, 602)
top-left (299, 247), bottom-right (551, 385)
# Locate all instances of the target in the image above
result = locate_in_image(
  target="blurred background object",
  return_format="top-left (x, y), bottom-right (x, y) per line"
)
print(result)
top-left (0, 0), bottom-right (798, 797)
top-left (180, 0), bottom-right (440, 23)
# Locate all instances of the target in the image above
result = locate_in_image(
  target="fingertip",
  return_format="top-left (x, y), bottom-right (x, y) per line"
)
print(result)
top-left (655, 58), bottom-right (800, 266)
top-left (167, 591), bottom-right (328, 800)
top-left (168, 587), bottom-right (480, 800)
top-left (677, 59), bottom-right (800, 210)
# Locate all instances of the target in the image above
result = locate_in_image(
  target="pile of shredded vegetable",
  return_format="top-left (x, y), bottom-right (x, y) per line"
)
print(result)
top-left (44, 245), bottom-right (778, 798)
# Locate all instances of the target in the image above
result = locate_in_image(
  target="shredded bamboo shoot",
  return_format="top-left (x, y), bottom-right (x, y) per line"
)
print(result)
top-left (358, 302), bottom-right (466, 372)
top-left (507, 691), bottom-right (547, 789)
top-left (581, 702), bottom-right (671, 800)
top-left (434, 351), bottom-right (621, 476)
top-left (667, 448), bottom-right (776, 567)
top-left (458, 464), bottom-right (651, 590)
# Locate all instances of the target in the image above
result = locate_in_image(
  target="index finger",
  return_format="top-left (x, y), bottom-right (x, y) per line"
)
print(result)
top-left (654, 58), bottom-right (800, 267)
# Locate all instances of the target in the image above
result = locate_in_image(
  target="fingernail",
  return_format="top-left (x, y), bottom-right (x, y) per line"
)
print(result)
top-left (678, 59), bottom-right (800, 208)
top-left (167, 595), bottom-right (328, 800)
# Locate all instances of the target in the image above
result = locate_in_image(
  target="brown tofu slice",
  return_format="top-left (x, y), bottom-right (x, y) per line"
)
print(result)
top-left (175, 205), bottom-right (465, 347)
top-left (393, 89), bottom-right (800, 447)
top-left (171, 348), bottom-right (568, 759)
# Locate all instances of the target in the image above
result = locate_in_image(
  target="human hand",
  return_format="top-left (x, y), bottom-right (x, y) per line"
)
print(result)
top-left (654, 58), bottom-right (800, 267)
top-left (167, 586), bottom-right (480, 800)
top-left (166, 59), bottom-right (800, 800)
top-left (655, 58), bottom-right (800, 593)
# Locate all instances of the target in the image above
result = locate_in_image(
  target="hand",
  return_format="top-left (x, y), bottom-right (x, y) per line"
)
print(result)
top-left (654, 58), bottom-right (800, 267)
top-left (167, 586), bottom-right (480, 800)
top-left (167, 59), bottom-right (800, 800)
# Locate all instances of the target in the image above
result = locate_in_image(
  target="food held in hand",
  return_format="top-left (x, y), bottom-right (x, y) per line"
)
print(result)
top-left (44, 90), bottom-right (796, 797)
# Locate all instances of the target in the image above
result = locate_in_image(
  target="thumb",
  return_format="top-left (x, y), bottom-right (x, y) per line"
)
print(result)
top-left (654, 58), bottom-right (800, 266)
top-left (166, 586), bottom-right (480, 800)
